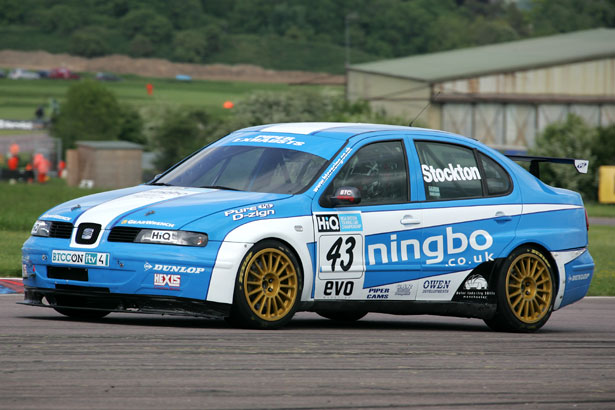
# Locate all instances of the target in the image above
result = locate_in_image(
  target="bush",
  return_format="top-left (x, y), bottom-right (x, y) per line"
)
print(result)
top-left (121, 9), bottom-right (173, 45)
top-left (151, 108), bottom-right (215, 171)
top-left (51, 81), bottom-right (143, 153)
top-left (129, 34), bottom-right (154, 57)
top-left (529, 114), bottom-right (598, 200)
top-left (70, 27), bottom-right (111, 57)
top-left (117, 104), bottom-right (145, 145)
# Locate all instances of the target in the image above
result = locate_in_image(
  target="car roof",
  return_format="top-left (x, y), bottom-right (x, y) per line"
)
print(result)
top-left (234, 122), bottom-right (471, 143)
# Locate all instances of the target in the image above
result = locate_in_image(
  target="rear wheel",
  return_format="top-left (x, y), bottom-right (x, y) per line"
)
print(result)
top-left (231, 240), bottom-right (302, 329)
top-left (484, 246), bottom-right (555, 332)
top-left (53, 307), bottom-right (110, 319)
top-left (316, 310), bottom-right (367, 322)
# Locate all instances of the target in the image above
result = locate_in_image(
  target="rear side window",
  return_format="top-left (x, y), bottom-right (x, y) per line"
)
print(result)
top-left (480, 153), bottom-right (511, 196)
top-left (415, 141), bottom-right (483, 200)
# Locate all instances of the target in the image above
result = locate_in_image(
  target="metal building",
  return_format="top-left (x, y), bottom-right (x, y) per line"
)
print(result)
top-left (347, 28), bottom-right (615, 151)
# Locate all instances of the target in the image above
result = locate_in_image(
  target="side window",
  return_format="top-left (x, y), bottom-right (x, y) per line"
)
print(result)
top-left (416, 141), bottom-right (482, 200)
top-left (480, 153), bottom-right (511, 196)
top-left (323, 141), bottom-right (408, 206)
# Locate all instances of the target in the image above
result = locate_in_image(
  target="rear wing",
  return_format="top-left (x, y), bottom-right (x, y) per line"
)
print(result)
top-left (505, 155), bottom-right (589, 179)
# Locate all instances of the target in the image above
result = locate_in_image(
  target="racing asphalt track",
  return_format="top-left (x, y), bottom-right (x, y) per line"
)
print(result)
top-left (1, 294), bottom-right (615, 410)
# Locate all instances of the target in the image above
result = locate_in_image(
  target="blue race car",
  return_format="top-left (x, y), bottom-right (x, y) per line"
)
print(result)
top-left (21, 123), bottom-right (594, 331)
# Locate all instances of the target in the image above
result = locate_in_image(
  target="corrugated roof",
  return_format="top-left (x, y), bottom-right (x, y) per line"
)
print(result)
top-left (349, 28), bottom-right (615, 82)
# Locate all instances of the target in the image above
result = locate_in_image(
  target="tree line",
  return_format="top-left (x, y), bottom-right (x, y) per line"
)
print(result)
top-left (0, 0), bottom-right (613, 73)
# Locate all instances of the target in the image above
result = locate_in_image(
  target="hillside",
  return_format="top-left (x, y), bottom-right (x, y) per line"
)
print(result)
top-left (0, 50), bottom-right (344, 84)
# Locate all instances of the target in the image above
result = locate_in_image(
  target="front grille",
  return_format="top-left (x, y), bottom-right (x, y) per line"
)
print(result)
top-left (75, 223), bottom-right (101, 245)
top-left (47, 266), bottom-right (88, 281)
top-left (108, 227), bottom-right (141, 242)
top-left (49, 222), bottom-right (73, 239)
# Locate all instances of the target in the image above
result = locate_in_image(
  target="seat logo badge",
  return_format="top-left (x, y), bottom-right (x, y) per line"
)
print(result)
top-left (81, 228), bottom-right (95, 240)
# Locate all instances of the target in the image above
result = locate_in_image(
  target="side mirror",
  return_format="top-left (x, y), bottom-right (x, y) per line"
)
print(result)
top-left (329, 186), bottom-right (361, 206)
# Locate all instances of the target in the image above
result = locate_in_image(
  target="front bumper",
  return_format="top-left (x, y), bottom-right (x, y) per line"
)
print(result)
top-left (21, 235), bottom-right (224, 301)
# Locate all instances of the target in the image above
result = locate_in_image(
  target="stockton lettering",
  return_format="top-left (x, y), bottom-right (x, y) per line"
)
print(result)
top-left (421, 163), bottom-right (481, 183)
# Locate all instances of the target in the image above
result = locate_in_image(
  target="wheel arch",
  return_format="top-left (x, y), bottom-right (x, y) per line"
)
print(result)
top-left (493, 242), bottom-right (560, 294)
top-left (207, 216), bottom-right (314, 305)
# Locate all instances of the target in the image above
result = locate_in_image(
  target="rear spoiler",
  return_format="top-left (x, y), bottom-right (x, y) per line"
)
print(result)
top-left (505, 155), bottom-right (589, 179)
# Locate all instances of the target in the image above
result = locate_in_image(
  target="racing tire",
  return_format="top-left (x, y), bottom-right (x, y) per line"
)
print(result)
top-left (53, 307), bottom-right (110, 319)
top-left (231, 240), bottom-right (302, 329)
top-left (484, 246), bottom-right (555, 332)
top-left (316, 310), bottom-right (367, 322)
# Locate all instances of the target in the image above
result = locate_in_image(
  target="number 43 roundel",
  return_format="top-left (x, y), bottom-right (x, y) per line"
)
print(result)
top-left (318, 234), bottom-right (364, 280)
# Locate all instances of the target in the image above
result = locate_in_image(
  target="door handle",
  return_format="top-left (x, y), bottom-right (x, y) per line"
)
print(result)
top-left (495, 211), bottom-right (512, 222)
top-left (401, 215), bottom-right (421, 225)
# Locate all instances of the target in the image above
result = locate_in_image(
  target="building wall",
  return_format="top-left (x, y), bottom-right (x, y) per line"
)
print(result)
top-left (437, 57), bottom-right (615, 96)
top-left (440, 102), bottom-right (615, 151)
top-left (67, 146), bottom-right (142, 188)
top-left (347, 71), bottom-right (431, 121)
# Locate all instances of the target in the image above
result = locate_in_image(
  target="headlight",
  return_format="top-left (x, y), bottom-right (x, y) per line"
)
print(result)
top-left (135, 229), bottom-right (208, 247)
top-left (31, 220), bottom-right (52, 237)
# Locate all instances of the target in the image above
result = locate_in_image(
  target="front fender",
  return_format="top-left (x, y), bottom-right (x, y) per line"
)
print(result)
top-left (206, 216), bottom-right (315, 304)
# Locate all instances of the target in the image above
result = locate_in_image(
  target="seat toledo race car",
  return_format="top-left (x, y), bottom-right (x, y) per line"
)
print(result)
top-left (21, 122), bottom-right (594, 331)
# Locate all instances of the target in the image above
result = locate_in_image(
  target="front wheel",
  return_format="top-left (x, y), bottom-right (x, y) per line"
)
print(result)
top-left (484, 246), bottom-right (555, 332)
top-left (230, 240), bottom-right (302, 329)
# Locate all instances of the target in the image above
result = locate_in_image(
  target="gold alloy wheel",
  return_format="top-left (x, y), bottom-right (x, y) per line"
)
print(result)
top-left (243, 248), bottom-right (298, 321)
top-left (505, 253), bottom-right (553, 323)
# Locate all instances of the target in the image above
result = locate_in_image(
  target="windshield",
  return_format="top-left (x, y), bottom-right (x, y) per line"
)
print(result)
top-left (155, 145), bottom-right (328, 194)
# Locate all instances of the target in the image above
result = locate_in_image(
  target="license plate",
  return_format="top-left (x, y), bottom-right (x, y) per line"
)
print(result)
top-left (51, 250), bottom-right (110, 267)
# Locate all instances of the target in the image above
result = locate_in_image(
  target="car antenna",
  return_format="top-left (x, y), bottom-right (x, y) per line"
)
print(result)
top-left (409, 91), bottom-right (440, 127)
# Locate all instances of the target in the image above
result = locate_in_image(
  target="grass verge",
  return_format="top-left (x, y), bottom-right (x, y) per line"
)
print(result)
top-left (587, 225), bottom-right (615, 296)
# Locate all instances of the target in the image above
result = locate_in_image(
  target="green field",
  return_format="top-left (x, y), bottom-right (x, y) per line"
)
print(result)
top-left (1, 180), bottom-right (613, 297)
top-left (0, 74), bottom-right (338, 121)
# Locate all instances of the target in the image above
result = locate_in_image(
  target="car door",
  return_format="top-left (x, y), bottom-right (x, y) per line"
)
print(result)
top-left (311, 137), bottom-right (423, 301)
top-left (410, 137), bottom-right (522, 301)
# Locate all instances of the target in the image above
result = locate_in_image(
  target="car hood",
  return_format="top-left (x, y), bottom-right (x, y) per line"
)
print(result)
top-left (40, 185), bottom-right (291, 230)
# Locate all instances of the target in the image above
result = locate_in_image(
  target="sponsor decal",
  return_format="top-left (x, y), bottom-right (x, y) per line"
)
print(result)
top-left (313, 147), bottom-right (353, 193)
top-left (367, 287), bottom-right (389, 299)
top-left (145, 262), bottom-right (204, 274)
top-left (569, 273), bottom-right (591, 282)
top-left (121, 219), bottom-right (175, 228)
top-left (367, 227), bottom-right (493, 266)
top-left (147, 230), bottom-right (177, 244)
top-left (232, 135), bottom-right (305, 146)
top-left (317, 214), bottom-right (340, 232)
top-left (51, 250), bottom-right (110, 267)
top-left (323, 280), bottom-right (354, 297)
top-left (421, 279), bottom-right (451, 294)
top-left (421, 163), bottom-right (481, 183)
top-left (154, 273), bottom-right (181, 288)
top-left (428, 186), bottom-right (440, 198)
top-left (132, 187), bottom-right (199, 199)
top-left (454, 274), bottom-right (496, 302)
top-left (316, 213), bottom-right (363, 233)
top-left (395, 284), bottom-right (413, 296)
top-left (224, 203), bottom-right (275, 221)
top-left (41, 214), bottom-right (72, 221)
top-left (464, 274), bottom-right (488, 290)
top-left (574, 160), bottom-right (589, 174)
